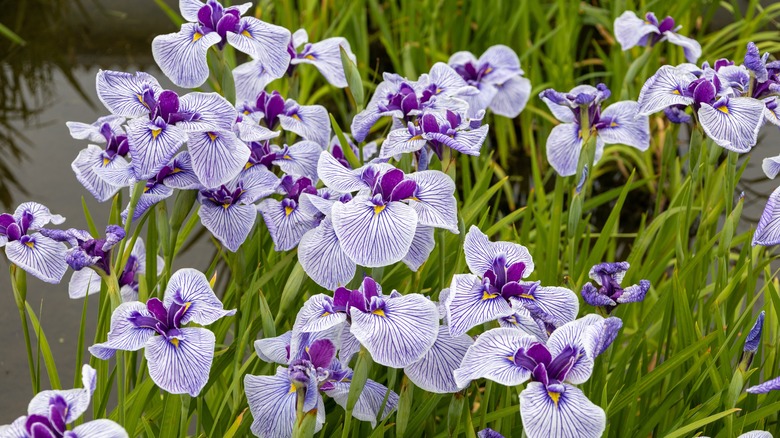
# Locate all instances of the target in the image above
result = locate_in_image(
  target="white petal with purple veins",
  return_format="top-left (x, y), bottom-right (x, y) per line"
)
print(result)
top-left (546, 318), bottom-right (601, 384)
top-left (178, 0), bottom-right (203, 21)
top-left (233, 60), bottom-right (279, 104)
top-left (445, 273), bottom-right (515, 337)
top-left (236, 118), bottom-right (281, 142)
top-left (5, 234), bottom-right (67, 284)
top-left (545, 122), bottom-right (586, 177)
top-left (407, 170), bottom-right (459, 233)
top-left (317, 151), bottom-right (368, 192)
top-left (122, 184), bottom-right (174, 223)
top-left (162, 152), bottom-right (200, 189)
top-left (66, 115), bottom-right (125, 142)
top-left (753, 186), bottom-right (780, 246)
top-left (381, 127), bottom-right (428, 158)
top-left (93, 156), bottom-right (136, 189)
top-left (127, 118), bottom-right (187, 180)
top-left (68, 269), bottom-right (102, 299)
top-left (453, 327), bottom-right (535, 388)
top-left (499, 302), bottom-right (548, 342)
top-left (324, 378), bottom-right (398, 427)
top-left (332, 197), bottom-right (418, 268)
top-left (279, 103), bottom-right (330, 148)
top-left (351, 106), bottom-right (401, 143)
top-left (637, 65), bottom-right (696, 115)
top-left (428, 62), bottom-right (474, 96)
top-left (698, 97), bottom-right (765, 153)
top-left (489, 75), bottom-right (531, 118)
top-left (71, 145), bottom-right (123, 202)
top-left (597, 101), bottom-right (650, 150)
top-left (521, 286), bottom-right (579, 327)
top-left (145, 327), bottom-right (215, 396)
top-left (14, 202), bottom-right (66, 229)
top-left (463, 225), bottom-right (534, 277)
top-left (178, 92), bottom-right (237, 132)
top-left (613, 11), bottom-right (659, 50)
top-left (28, 364), bottom-right (96, 423)
top-left (746, 375), bottom-right (780, 393)
top-left (152, 24), bottom-right (221, 88)
top-left (298, 219), bottom-right (357, 290)
top-left (187, 130), bottom-right (250, 189)
top-left (291, 37), bottom-right (355, 88)
top-left (245, 368), bottom-right (297, 438)
top-left (664, 31), bottom-right (702, 64)
top-left (519, 382), bottom-right (605, 438)
top-left (240, 165), bottom-right (281, 203)
top-left (258, 199), bottom-right (320, 251)
top-left (339, 326), bottom-right (361, 365)
top-left (405, 325), bottom-right (473, 393)
top-left (227, 17), bottom-right (291, 78)
top-left (293, 294), bottom-right (348, 333)
top-left (402, 225), bottom-right (435, 271)
top-left (163, 268), bottom-right (236, 326)
top-left (273, 140), bottom-right (322, 180)
top-left (349, 293), bottom-right (439, 367)
top-left (199, 202), bottom-right (256, 252)
top-left (479, 45), bottom-right (523, 85)
top-left (89, 302), bottom-right (157, 359)
top-left (70, 419), bottom-right (129, 438)
top-left (762, 155), bottom-right (780, 179)
top-left (255, 331), bottom-right (292, 364)
top-left (95, 70), bottom-right (162, 117)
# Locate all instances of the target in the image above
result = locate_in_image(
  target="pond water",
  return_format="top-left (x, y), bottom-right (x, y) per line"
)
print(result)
top-left (1, 0), bottom-right (779, 422)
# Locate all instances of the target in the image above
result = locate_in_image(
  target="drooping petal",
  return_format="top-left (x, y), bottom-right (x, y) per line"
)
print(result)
top-left (226, 17), bottom-right (291, 78)
top-left (255, 331), bottom-right (292, 364)
top-left (5, 234), bottom-right (67, 284)
top-left (14, 202), bottom-right (66, 229)
top-left (698, 97), bottom-right (765, 153)
top-left (199, 202), bottom-right (256, 252)
top-left (402, 225), bottom-right (435, 271)
top-left (151, 24), bottom-right (221, 88)
top-left (323, 378), bottom-right (398, 427)
top-left (95, 70), bottom-right (162, 117)
top-left (293, 294), bottom-right (348, 334)
top-left (498, 302), bottom-right (548, 342)
top-left (636, 65), bottom-right (696, 115)
top-left (317, 151), bottom-right (368, 192)
top-left (616, 280), bottom-right (651, 304)
top-left (88, 302), bottom-right (157, 359)
top-left (349, 293), bottom-right (439, 367)
top-left (66, 115), bottom-right (125, 143)
top-left (463, 225), bottom-right (534, 278)
top-left (258, 199), bottom-right (320, 251)
top-left (92, 157), bottom-right (136, 189)
top-left (163, 268), bottom-right (236, 326)
top-left (291, 37), bottom-right (355, 88)
top-left (233, 60), bottom-right (279, 104)
top-left (273, 141), bottom-right (322, 180)
top-left (68, 269), bottom-right (102, 299)
top-left (762, 155), bottom-right (780, 179)
top-left (380, 127), bottom-right (428, 158)
top-left (339, 326), bottom-right (361, 365)
top-left (540, 92), bottom-right (576, 123)
top-left (747, 375), bottom-right (780, 394)
top-left (664, 31), bottom-right (702, 64)
top-left (278, 104), bottom-right (330, 148)
top-left (298, 219), bottom-right (356, 290)
top-left (407, 170), bottom-right (459, 233)
top-left (126, 118), bottom-right (187, 180)
top-left (546, 318), bottom-right (602, 384)
top-left (597, 101), bottom-right (651, 151)
top-left (0, 416), bottom-right (27, 438)
top-left (446, 273), bottom-right (514, 337)
top-left (28, 364), bottom-right (96, 423)
top-left (753, 186), bottom-right (780, 246)
top-left (240, 165), bottom-right (281, 203)
top-left (517, 286), bottom-right (579, 328)
top-left (331, 196), bottom-right (418, 268)
top-left (70, 146), bottom-right (122, 202)
top-left (351, 106), bottom-right (401, 143)
top-left (404, 325), bottom-right (473, 393)
top-left (187, 130), bottom-right (250, 188)
top-left (488, 75), bottom-right (531, 118)
top-left (545, 122), bottom-right (585, 177)
top-left (613, 11), bottom-right (660, 50)
top-left (736, 432), bottom-right (773, 438)
top-left (69, 419), bottom-right (129, 438)
top-left (478, 45), bottom-right (523, 85)
top-left (122, 184), bottom-right (174, 223)
top-left (145, 327), bottom-right (215, 396)
top-left (177, 92), bottom-right (237, 133)
top-left (178, 0), bottom-right (204, 21)
top-left (519, 382), bottom-right (606, 438)
top-left (453, 327), bottom-right (536, 388)
top-left (245, 368), bottom-right (298, 438)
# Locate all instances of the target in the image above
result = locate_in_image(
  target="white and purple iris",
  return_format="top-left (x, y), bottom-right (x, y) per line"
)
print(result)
top-left (0, 202), bottom-right (67, 284)
top-left (636, 58), bottom-right (766, 153)
top-left (152, 0), bottom-right (291, 89)
top-left (41, 225), bottom-right (126, 282)
top-left (246, 331), bottom-right (397, 438)
top-left (580, 261), bottom-right (650, 313)
top-left (90, 268), bottom-right (235, 396)
top-left (454, 316), bottom-right (619, 438)
top-left (0, 365), bottom-right (127, 438)
top-left (258, 175), bottom-right (321, 252)
top-left (66, 115), bottom-right (132, 202)
top-left (197, 165), bottom-right (280, 252)
top-left (614, 11), bottom-right (702, 63)
top-left (445, 226), bottom-right (579, 339)
top-left (95, 70), bottom-right (246, 188)
top-left (448, 45), bottom-right (532, 118)
top-left (242, 139), bottom-right (321, 182)
top-left (238, 90), bottom-right (331, 148)
top-left (293, 276), bottom-right (439, 368)
top-left (540, 83), bottom-right (650, 177)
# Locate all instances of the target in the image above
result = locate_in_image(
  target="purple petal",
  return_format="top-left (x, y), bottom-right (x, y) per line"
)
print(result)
top-left (404, 325), bottom-right (473, 393)
top-left (298, 218), bottom-right (357, 290)
top-left (463, 225), bottom-right (534, 278)
top-left (278, 103), bottom-right (330, 148)
top-left (233, 60), bottom-right (279, 103)
top-left (699, 97), bottom-right (764, 153)
top-left (664, 31), bottom-right (702, 64)
top-left (5, 234), bottom-right (67, 284)
top-left (293, 294), bottom-right (348, 334)
top-left (581, 283), bottom-right (616, 307)
top-left (254, 331), bottom-right (292, 364)
top-left (273, 141), bottom-right (321, 181)
top-left (163, 268), bottom-right (235, 326)
top-left (402, 225), bottom-right (435, 271)
top-left (598, 101), bottom-right (650, 151)
top-left (145, 327), bottom-right (215, 396)
top-left (258, 199), bottom-right (320, 251)
top-left (753, 186), bottom-right (780, 246)
top-left (244, 367), bottom-right (298, 438)
top-left (349, 293), bottom-right (439, 368)
top-left (477, 428), bottom-right (505, 438)
top-left (445, 273), bottom-right (515, 337)
top-left (637, 65), bottom-right (696, 115)
top-left (71, 146), bottom-right (122, 202)
top-left (323, 378), bottom-right (398, 427)
top-left (613, 11), bottom-right (659, 50)
top-left (519, 382), bottom-right (606, 438)
top-left (89, 302), bottom-right (156, 359)
top-left (95, 70), bottom-right (162, 117)
top-left (453, 328), bottom-right (535, 388)
top-left (616, 279), bottom-right (651, 304)
top-left (177, 92), bottom-right (237, 133)
top-left (747, 375), bottom-right (780, 394)
top-left (126, 118), bottom-right (187, 180)
top-left (69, 419), bottom-right (128, 438)
top-left (187, 130), bottom-right (249, 188)
top-left (407, 170), bottom-right (459, 233)
top-left (291, 37), bottom-right (355, 88)
top-left (489, 75), bottom-right (531, 118)
top-left (226, 17), bottom-right (291, 78)
top-left (68, 269), bottom-right (101, 299)
top-left (152, 24), bottom-right (220, 88)
top-left (198, 202), bottom-right (256, 252)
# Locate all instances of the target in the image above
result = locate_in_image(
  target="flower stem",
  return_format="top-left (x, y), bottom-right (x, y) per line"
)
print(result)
top-left (10, 266), bottom-right (37, 394)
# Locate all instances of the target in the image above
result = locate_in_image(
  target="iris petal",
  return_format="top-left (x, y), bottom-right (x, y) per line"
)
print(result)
top-left (163, 268), bottom-right (235, 326)
top-left (126, 118), bottom-right (187, 180)
top-left (747, 375), bottom-right (780, 394)
top-left (463, 225), bottom-right (534, 278)
top-left (298, 218), bottom-right (357, 290)
top-left (519, 382), bottom-right (606, 438)
top-left (258, 199), bottom-right (320, 251)
top-left (753, 186), bottom-right (780, 246)
top-left (145, 327), bottom-right (215, 396)
top-left (278, 102), bottom-right (331, 148)
top-left (545, 318), bottom-right (601, 384)
top-left (317, 151), bottom-right (370, 192)
top-left (323, 378), bottom-right (398, 427)
top-left (636, 65), bottom-right (696, 115)
top-left (613, 11), bottom-right (660, 50)
top-left (407, 170), bottom-right (459, 233)
top-left (290, 37), bottom-right (355, 88)
top-left (95, 70), bottom-right (163, 117)
top-left (177, 92), bottom-right (237, 133)
top-left (293, 294), bottom-right (348, 333)
top-left (14, 202), bottom-right (66, 229)
top-left (5, 234), bottom-right (67, 284)
top-left (402, 225), bottom-right (435, 271)
top-left (28, 364), bottom-right (96, 424)
top-left (453, 327), bottom-right (535, 388)
top-left (233, 60), bottom-right (279, 104)
top-left (489, 75), bottom-right (532, 118)
top-left (381, 127), bottom-right (429, 158)
top-left (199, 202), bottom-right (256, 252)
top-left (545, 123), bottom-right (585, 177)
top-left (272, 141), bottom-right (322, 181)
top-left (187, 130), bottom-right (250, 188)
top-left (664, 31), bottom-right (702, 64)
top-left (244, 367), bottom-right (298, 438)
top-left (151, 24), bottom-right (221, 88)
top-left (69, 419), bottom-right (129, 438)
top-left (89, 302), bottom-right (157, 359)
top-left (445, 273), bottom-right (514, 337)
top-left (68, 269), bottom-right (101, 299)
top-left (698, 97), bottom-right (765, 153)
top-left (254, 331), bottom-right (292, 365)
top-left (597, 101), bottom-right (651, 151)
top-left (404, 325), bottom-right (473, 393)
top-left (226, 17), bottom-right (291, 78)
top-left (71, 145), bottom-right (123, 202)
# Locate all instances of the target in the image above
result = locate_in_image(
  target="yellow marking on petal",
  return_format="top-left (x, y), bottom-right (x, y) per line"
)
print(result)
top-left (245, 162), bottom-right (254, 170)
top-left (372, 309), bottom-right (386, 317)
top-left (241, 30), bottom-right (253, 38)
top-left (548, 391), bottom-right (560, 406)
top-left (610, 122), bottom-right (618, 128)
top-left (285, 206), bottom-right (294, 216)
top-left (143, 186), bottom-right (151, 193)
top-left (222, 203), bottom-right (231, 209)
top-left (137, 94), bottom-right (149, 108)
top-left (102, 157), bottom-right (110, 166)
top-left (320, 311), bottom-right (331, 318)
top-left (171, 167), bottom-right (182, 174)
top-left (283, 154), bottom-right (292, 160)
top-left (436, 88), bottom-right (442, 94)
top-left (151, 128), bottom-right (162, 139)
top-left (292, 113), bottom-right (302, 121)
top-left (482, 291), bottom-right (499, 300)
top-left (506, 355), bottom-right (515, 362)
top-left (410, 196), bottom-right (421, 202)
top-left (484, 67), bottom-right (493, 74)
top-left (718, 105), bottom-right (729, 114)
top-left (183, 302), bottom-right (192, 312)
top-left (25, 241), bottom-right (35, 249)
top-left (519, 294), bottom-right (535, 300)
top-left (208, 132), bottom-right (218, 141)
top-left (243, 110), bottom-right (250, 115)
top-left (410, 135), bottom-right (424, 141)
top-left (193, 32), bottom-right (203, 42)
top-left (672, 89), bottom-right (681, 95)
top-left (305, 54), bottom-right (316, 60)
top-left (289, 382), bottom-right (296, 393)
top-left (170, 338), bottom-right (180, 348)
top-left (373, 205), bottom-right (386, 215)
top-left (578, 130), bottom-right (583, 139)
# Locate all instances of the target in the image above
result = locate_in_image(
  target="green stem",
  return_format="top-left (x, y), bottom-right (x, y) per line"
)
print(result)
top-left (105, 273), bottom-right (125, 425)
top-left (180, 394), bottom-right (191, 437)
top-left (10, 267), bottom-right (37, 394)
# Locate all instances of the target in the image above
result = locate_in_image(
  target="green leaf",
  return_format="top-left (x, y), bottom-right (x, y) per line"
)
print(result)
top-left (340, 45), bottom-right (364, 110)
top-left (330, 114), bottom-right (362, 168)
top-left (662, 408), bottom-right (740, 438)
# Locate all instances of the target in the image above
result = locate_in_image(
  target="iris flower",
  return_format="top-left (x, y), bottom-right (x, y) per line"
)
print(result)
top-left (580, 262), bottom-right (650, 313)
top-left (0, 364), bottom-right (127, 438)
top-left (152, 0), bottom-right (290, 89)
top-left (90, 268), bottom-right (236, 396)
top-left (42, 225), bottom-right (126, 282)
top-left (258, 175), bottom-right (321, 251)
top-left (445, 225), bottom-right (579, 338)
top-left (242, 139), bottom-right (321, 182)
top-left (0, 202), bottom-right (67, 283)
top-left (237, 90), bottom-right (331, 148)
top-left (293, 276), bottom-right (439, 368)
top-left (448, 45), bottom-right (532, 118)
top-left (614, 11), bottom-right (702, 63)
top-left (540, 83), bottom-right (650, 176)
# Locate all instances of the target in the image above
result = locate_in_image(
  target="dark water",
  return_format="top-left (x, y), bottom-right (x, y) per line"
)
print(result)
top-left (1, 0), bottom-right (779, 424)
